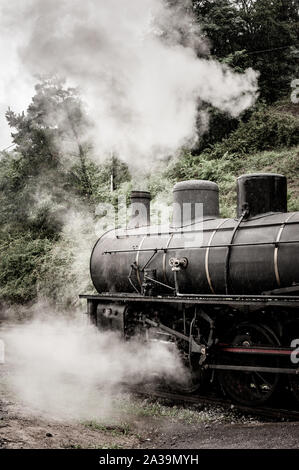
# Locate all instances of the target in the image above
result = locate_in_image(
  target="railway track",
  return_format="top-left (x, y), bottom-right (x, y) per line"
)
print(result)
top-left (131, 387), bottom-right (299, 422)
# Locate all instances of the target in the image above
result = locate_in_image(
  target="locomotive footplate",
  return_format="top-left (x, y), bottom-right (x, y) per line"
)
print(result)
top-left (80, 292), bottom-right (299, 308)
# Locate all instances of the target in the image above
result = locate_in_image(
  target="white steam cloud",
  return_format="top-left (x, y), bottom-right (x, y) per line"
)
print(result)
top-left (2, 314), bottom-right (188, 420)
top-left (0, 0), bottom-right (258, 168)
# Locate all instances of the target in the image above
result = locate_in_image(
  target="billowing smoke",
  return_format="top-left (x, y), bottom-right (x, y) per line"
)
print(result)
top-left (2, 313), bottom-right (189, 420)
top-left (0, 0), bottom-right (258, 169)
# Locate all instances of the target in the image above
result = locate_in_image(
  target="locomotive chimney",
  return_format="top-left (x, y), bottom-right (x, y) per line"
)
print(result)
top-left (172, 180), bottom-right (219, 227)
top-left (128, 190), bottom-right (151, 228)
top-left (237, 173), bottom-right (287, 218)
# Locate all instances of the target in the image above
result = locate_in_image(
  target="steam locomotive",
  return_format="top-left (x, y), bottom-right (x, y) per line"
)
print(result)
top-left (81, 173), bottom-right (299, 407)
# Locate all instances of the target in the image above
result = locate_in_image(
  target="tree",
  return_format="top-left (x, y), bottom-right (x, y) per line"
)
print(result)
top-left (236, 0), bottom-right (298, 102)
top-left (6, 77), bottom-right (93, 189)
top-left (193, 0), bottom-right (246, 57)
top-left (1, 78), bottom-right (96, 234)
top-left (193, 0), bottom-right (299, 102)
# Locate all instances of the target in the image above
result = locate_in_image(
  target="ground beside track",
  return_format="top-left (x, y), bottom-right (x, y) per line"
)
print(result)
top-left (1, 323), bottom-right (299, 449)
top-left (1, 368), bottom-right (299, 449)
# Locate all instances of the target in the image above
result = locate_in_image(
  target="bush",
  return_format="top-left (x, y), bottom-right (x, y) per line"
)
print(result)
top-left (200, 103), bottom-right (299, 160)
top-left (0, 235), bottom-right (53, 304)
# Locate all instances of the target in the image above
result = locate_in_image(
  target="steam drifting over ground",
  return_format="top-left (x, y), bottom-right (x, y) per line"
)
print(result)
top-left (2, 313), bottom-right (189, 420)
top-left (0, 0), bottom-right (258, 169)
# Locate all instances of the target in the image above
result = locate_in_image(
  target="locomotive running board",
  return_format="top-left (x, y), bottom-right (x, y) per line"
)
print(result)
top-left (80, 293), bottom-right (299, 308)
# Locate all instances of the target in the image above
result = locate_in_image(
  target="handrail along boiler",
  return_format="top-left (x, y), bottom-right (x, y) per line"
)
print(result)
top-left (80, 173), bottom-right (299, 407)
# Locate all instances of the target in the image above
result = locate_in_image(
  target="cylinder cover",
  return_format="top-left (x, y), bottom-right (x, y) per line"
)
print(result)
top-left (128, 190), bottom-right (151, 228)
top-left (172, 180), bottom-right (219, 227)
top-left (237, 173), bottom-right (287, 218)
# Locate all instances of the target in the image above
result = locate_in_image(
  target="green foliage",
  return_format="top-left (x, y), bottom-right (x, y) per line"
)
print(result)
top-left (199, 102), bottom-right (299, 160)
top-left (168, 102), bottom-right (299, 187)
top-left (193, 0), bottom-right (299, 103)
top-left (194, 107), bottom-right (240, 154)
top-left (89, 156), bottom-right (131, 205)
top-left (0, 151), bottom-right (63, 239)
top-left (190, 0), bottom-right (299, 152)
top-left (0, 235), bottom-right (53, 303)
